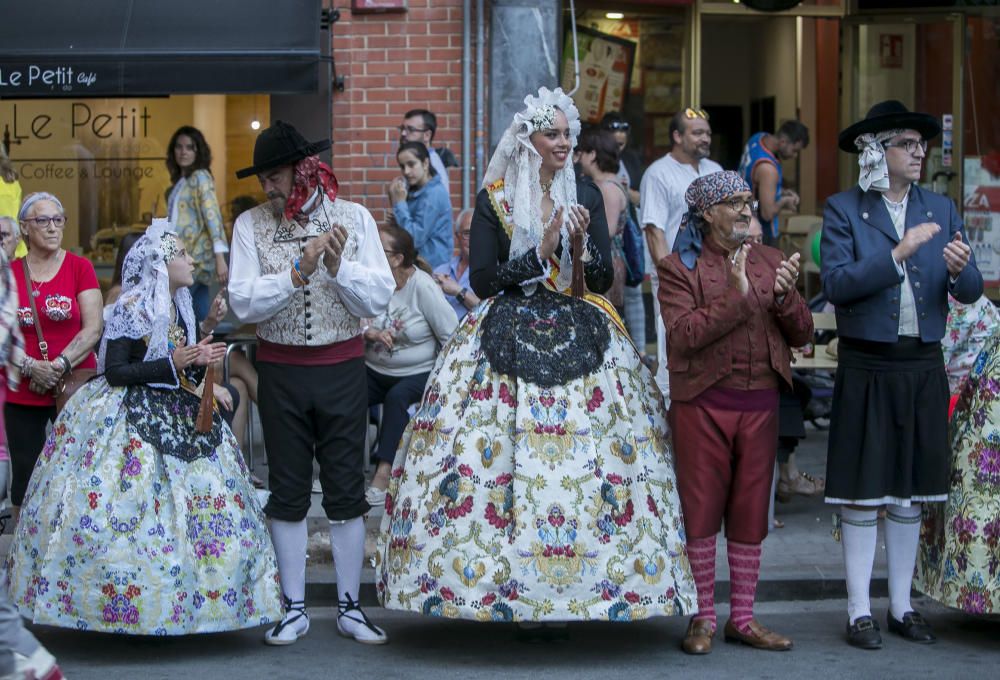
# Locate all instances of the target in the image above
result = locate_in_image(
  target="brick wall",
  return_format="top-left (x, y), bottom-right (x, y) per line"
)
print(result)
top-left (330, 1), bottom-right (482, 226)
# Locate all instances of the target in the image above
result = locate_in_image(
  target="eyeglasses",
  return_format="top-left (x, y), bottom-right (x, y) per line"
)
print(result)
top-left (718, 197), bottom-right (758, 213)
top-left (24, 215), bottom-right (67, 228)
top-left (882, 138), bottom-right (928, 155)
top-left (0, 231), bottom-right (11, 242)
top-left (398, 125), bottom-right (429, 135)
top-left (684, 107), bottom-right (709, 120)
top-left (603, 121), bottom-right (630, 131)
top-left (457, 230), bottom-right (472, 239)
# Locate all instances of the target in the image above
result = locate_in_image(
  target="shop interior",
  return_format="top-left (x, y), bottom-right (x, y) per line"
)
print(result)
top-left (0, 95), bottom-right (270, 278)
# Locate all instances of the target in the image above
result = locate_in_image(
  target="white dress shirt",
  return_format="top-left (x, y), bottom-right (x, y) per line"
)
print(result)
top-left (229, 195), bottom-right (394, 333)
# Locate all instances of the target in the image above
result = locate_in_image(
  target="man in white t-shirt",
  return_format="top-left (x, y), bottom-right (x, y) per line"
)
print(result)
top-left (639, 108), bottom-right (723, 401)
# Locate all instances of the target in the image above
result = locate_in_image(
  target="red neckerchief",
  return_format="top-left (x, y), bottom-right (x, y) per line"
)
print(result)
top-left (284, 155), bottom-right (339, 221)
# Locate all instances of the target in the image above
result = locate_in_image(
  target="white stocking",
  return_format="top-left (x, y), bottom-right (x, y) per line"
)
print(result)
top-left (841, 506), bottom-right (878, 624)
top-left (270, 518), bottom-right (307, 602)
top-left (885, 503), bottom-right (922, 621)
top-left (329, 517), bottom-right (365, 605)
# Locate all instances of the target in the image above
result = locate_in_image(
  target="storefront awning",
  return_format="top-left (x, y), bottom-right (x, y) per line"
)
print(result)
top-left (0, 0), bottom-right (323, 97)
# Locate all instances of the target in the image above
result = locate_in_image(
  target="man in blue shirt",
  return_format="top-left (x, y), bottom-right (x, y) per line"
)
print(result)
top-left (738, 120), bottom-right (809, 245)
top-left (433, 208), bottom-right (480, 319)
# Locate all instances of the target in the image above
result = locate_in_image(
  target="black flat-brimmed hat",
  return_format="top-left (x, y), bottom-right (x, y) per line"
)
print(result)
top-left (838, 100), bottom-right (941, 153)
top-left (235, 120), bottom-right (331, 178)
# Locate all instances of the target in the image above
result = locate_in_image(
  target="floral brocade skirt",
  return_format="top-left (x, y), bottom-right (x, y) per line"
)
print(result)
top-left (6, 379), bottom-right (282, 634)
top-left (376, 289), bottom-right (696, 622)
top-left (915, 332), bottom-right (1000, 615)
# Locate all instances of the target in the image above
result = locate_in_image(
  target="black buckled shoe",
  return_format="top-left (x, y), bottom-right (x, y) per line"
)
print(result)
top-left (887, 611), bottom-right (936, 644)
top-left (846, 615), bottom-right (882, 649)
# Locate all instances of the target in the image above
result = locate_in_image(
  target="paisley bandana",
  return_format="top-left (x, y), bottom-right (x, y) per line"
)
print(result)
top-left (855, 128), bottom-right (906, 193)
top-left (673, 170), bottom-right (751, 270)
top-left (284, 155), bottom-right (340, 220)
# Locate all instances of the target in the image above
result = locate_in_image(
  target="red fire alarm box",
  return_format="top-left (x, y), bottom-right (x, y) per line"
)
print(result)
top-left (352, 0), bottom-right (408, 13)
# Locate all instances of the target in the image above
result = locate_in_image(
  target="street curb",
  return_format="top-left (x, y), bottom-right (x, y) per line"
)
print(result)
top-left (304, 578), bottom-right (890, 607)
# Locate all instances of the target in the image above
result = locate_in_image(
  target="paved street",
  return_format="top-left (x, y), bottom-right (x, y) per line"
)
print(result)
top-left (11, 424), bottom-right (1000, 677)
top-left (2, 415), bottom-right (994, 677)
top-left (30, 598), bottom-right (1000, 679)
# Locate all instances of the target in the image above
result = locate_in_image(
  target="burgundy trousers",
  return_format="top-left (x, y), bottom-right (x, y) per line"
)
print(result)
top-left (670, 401), bottom-right (778, 543)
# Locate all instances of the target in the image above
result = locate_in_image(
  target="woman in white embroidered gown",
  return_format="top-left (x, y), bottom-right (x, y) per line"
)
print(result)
top-left (376, 88), bottom-right (696, 623)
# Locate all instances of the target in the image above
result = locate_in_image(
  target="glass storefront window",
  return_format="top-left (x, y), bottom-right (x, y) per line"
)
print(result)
top-left (0, 95), bottom-right (267, 277)
top-left (963, 15), bottom-right (1000, 291)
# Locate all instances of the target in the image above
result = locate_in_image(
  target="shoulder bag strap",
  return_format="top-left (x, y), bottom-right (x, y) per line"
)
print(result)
top-left (21, 260), bottom-right (49, 361)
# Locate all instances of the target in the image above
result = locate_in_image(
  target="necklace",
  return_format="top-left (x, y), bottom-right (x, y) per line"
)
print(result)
top-left (24, 253), bottom-right (61, 299)
top-left (167, 303), bottom-right (187, 349)
top-left (540, 179), bottom-right (553, 195)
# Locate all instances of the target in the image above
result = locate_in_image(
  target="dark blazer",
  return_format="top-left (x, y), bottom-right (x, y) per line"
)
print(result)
top-left (820, 184), bottom-right (983, 343)
top-left (658, 242), bottom-right (814, 403)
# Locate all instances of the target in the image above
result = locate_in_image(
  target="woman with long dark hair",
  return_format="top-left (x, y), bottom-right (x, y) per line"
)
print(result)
top-left (376, 88), bottom-right (695, 626)
top-left (576, 127), bottom-right (627, 310)
top-left (165, 126), bottom-right (228, 320)
top-left (386, 141), bottom-right (453, 268)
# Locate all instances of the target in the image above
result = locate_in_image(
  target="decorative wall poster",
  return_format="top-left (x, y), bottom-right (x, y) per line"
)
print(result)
top-left (964, 157), bottom-right (1000, 286)
top-left (585, 18), bottom-right (643, 92)
top-left (561, 26), bottom-right (635, 124)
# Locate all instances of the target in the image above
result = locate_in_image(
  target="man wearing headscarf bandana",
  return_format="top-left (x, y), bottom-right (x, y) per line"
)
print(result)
top-left (660, 170), bottom-right (813, 654)
top-left (230, 121), bottom-right (395, 646)
top-left (821, 101), bottom-right (982, 649)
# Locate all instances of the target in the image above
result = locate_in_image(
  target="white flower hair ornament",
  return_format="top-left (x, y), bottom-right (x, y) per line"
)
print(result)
top-left (483, 87), bottom-right (583, 292)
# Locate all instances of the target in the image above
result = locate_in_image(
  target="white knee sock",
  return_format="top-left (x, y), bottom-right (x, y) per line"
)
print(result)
top-left (885, 503), bottom-right (922, 621)
top-left (270, 518), bottom-right (308, 603)
top-left (329, 516), bottom-right (365, 604)
top-left (841, 506), bottom-right (878, 624)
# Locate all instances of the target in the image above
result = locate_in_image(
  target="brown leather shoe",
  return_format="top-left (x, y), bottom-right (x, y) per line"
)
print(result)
top-left (723, 619), bottom-right (793, 651)
top-left (681, 618), bottom-right (715, 655)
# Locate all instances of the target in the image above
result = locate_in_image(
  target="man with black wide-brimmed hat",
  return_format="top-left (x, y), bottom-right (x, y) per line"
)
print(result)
top-left (230, 121), bottom-right (394, 645)
top-left (821, 101), bottom-right (982, 649)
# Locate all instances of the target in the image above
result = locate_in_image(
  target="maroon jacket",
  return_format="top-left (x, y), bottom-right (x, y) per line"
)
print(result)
top-left (658, 240), bottom-right (814, 403)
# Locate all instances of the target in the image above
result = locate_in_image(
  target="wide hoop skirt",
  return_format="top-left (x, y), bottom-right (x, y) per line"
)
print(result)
top-left (376, 291), bottom-right (696, 622)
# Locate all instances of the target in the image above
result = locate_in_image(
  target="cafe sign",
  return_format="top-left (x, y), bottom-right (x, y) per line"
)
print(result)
top-left (0, 63), bottom-right (104, 95)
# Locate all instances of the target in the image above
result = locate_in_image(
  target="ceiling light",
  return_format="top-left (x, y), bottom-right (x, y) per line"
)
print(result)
top-left (606, 12), bottom-right (624, 20)
top-left (250, 119), bottom-right (261, 131)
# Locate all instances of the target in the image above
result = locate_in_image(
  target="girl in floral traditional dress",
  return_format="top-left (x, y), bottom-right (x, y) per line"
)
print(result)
top-left (375, 88), bottom-right (696, 624)
top-left (6, 219), bottom-right (281, 635)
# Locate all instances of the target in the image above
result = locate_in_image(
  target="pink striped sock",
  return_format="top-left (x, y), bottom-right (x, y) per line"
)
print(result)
top-left (687, 536), bottom-right (717, 628)
top-left (727, 539), bottom-right (762, 634)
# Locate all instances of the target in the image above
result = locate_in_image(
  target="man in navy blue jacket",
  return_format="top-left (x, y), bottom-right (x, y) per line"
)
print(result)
top-left (821, 100), bottom-right (982, 650)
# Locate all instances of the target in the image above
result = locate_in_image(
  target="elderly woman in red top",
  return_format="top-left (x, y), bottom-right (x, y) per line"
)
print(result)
top-left (6, 192), bottom-right (102, 510)
top-left (660, 171), bottom-right (813, 655)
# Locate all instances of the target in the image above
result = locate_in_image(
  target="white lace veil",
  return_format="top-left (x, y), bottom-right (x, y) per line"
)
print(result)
top-left (98, 218), bottom-right (196, 389)
top-left (482, 86), bottom-right (582, 291)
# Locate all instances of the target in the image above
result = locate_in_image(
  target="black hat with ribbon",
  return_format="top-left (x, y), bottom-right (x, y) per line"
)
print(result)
top-left (838, 100), bottom-right (941, 153)
top-left (235, 120), bottom-right (331, 178)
